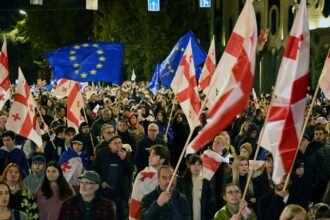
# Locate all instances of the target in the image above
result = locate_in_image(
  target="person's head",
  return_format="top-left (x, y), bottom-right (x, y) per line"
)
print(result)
top-left (0, 181), bottom-right (11, 208)
top-left (54, 125), bottom-right (65, 137)
top-left (156, 111), bottom-right (166, 122)
top-left (32, 155), bottom-right (45, 174)
top-left (219, 131), bottom-right (231, 146)
top-left (79, 122), bottom-right (90, 135)
top-left (56, 105), bottom-right (66, 118)
top-left (107, 135), bottom-right (122, 153)
top-left (255, 108), bottom-right (265, 120)
top-left (111, 106), bottom-right (119, 117)
top-left (101, 108), bottom-right (112, 121)
top-left (279, 204), bottom-right (308, 220)
top-left (117, 119), bottom-right (128, 132)
top-left (264, 152), bottom-right (274, 174)
top-left (1, 163), bottom-right (23, 189)
top-left (314, 203), bottom-right (330, 220)
top-left (128, 112), bottom-right (138, 126)
top-left (211, 135), bottom-right (226, 155)
top-left (101, 124), bottom-right (116, 141)
top-left (64, 127), bottom-right (76, 143)
top-left (41, 161), bottom-right (73, 200)
top-left (300, 133), bottom-right (311, 151)
top-left (239, 120), bottom-right (251, 136)
top-left (157, 165), bottom-right (175, 192)
top-left (314, 125), bottom-right (326, 143)
top-left (186, 154), bottom-right (202, 177)
top-left (148, 145), bottom-right (170, 168)
top-left (2, 131), bottom-right (15, 149)
top-left (247, 123), bottom-right (259, 139)
top-left (239, 143), bottom-right (252, 159)
top-left (148, 123), bottom-right (159, 140)
top-left (78, 171), bottom-right (100, 199)
top-left (222, 183), bottom-right (242, 207)
top-left (315, 117), bottom-right (328, 127)
top-left (71, 135), bottom-right (84, 153)
top-left (233, 156), bottom-right (249, 176)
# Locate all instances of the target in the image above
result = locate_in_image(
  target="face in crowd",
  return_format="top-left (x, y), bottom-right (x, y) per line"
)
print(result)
top-left (147, 123), bottom-right (159, 140)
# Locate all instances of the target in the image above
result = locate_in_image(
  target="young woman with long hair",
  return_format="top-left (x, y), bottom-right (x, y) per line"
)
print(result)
top-left (35, 161), bottom-right (75, 220)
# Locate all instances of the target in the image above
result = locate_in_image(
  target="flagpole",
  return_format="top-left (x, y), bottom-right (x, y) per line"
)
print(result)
top-left (282, 83), bottom-right (320, 191)
top-left (164, 99), bottom-right (176, 141)
top-left (35, 105), bottom-right (57, 150)
top-left (166, 93), bottom-right (208, 192)
top-left (79, 92), bottom-right (96, 150)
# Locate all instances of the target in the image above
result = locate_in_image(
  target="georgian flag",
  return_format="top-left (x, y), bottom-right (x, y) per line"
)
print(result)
top-left (201, 149), bottom-right (224, 181)
top-left (259, 0), bottom-right (309, 184)
top-left (67, 81), bottom-right (84, 132)
top-left (187, 0), bottom-right (257, 154)
top-left (0, 38), bottom-right (11, 111)
top-left (129, 166), bottom-right (158, 220)
top-left (6, 68), bottom-right (42, 146)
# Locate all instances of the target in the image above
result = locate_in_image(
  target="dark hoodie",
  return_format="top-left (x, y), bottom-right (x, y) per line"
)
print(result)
top-left (78, 122), bottom-right (98, 159)
top-left (239, 123), bottom-right (260, 158)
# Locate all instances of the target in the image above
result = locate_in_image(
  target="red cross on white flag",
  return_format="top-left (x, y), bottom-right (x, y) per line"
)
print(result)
top-left (259, 0), bottom-right (309, 184)
top-left (171, 39), bottom-right (201, 130)
top-left (186, 0), bottom-right (257, 154)
top-left (0, 38), bottom-right (11, 111)
top-left (6, 68), bottom-right (42, 146)
top-left (67, 80), bottom-right (84, 132)
top-left (55, 78), bottom-right (73, 97)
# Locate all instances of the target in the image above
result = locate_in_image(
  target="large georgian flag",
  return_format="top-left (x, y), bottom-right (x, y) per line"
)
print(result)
top-left (199, 36), bottom-right (216, 97)
top-left (259, 0), bottom-right (309, 184)
top-left (186, 0), bottom-right (257, 154)
top-left (129, 166), bottom-right (158, 220)
top-left (0, 38), bottom-right (11, 110)
top-left (6, 68), bottom-right (42, 146)
top-left (319, 49), bottom-right (330, 99)
top-left (67, 81), bottom-right (84, 132)
top-left (171, 40), bottom-right (201, 130)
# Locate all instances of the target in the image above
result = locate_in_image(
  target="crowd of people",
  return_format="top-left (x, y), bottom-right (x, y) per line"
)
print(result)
top-left (0, 80), bottom-right (329, 220)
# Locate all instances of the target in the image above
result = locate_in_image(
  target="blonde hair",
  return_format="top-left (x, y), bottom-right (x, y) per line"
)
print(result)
top-left (232, 156), bottom-right (253, 196)
top-left (220, 131), bottom-right (231, 146)
top-left (238, 121), bottom-right (251, 136)
top-left (279, 204), bottom-right (308, 220)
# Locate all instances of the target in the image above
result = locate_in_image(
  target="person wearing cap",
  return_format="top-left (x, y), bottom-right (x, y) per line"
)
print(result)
top-left (23, 154), bottom-right (46, 193)
top-left (92, 135), bottom-right (134, 220)
top-left (59, 135), bottom-right (90, 191)
top-left (58, 171), bottom-right (116, 220)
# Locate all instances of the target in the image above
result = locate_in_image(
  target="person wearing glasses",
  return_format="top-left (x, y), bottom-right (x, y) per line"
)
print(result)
top-left (35, 161), bottom-right (75, 220)
top-left (59, 170), bottom-right (115, 220)
top-left (135, 122), bottom-right (167, 173)
top-left (213, 183), bottom-right (257, 220)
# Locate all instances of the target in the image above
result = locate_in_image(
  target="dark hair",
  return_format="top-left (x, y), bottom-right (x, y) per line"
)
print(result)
top-left (181, 154), bottom-right (203, 191)
top-left (265, 152), bottom-right (273, 161)
top-left (222, 183), bottom-right (241, 197)
top-left (315, 203), bottom-right (330, 218)
top-left (56, 105), bottom-right (65, 113)
top-left (55, 125), bottom-right (66, 135)
top-left (41, 161), bottom-right (73, 200)
top-left (149, 145), bottom-right (170, 165)
top-left (65, 127), bottom-right (76, 135)
top-left (0, 181), bottom-right (11, 206)
top-left (314, 125), bottom-right (327, 134)
top-left (2, 131), bottom-right (15, 140)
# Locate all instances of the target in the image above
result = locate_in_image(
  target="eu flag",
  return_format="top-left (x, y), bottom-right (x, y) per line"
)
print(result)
top-left (45, 42), bottom-right (125, 85)
top-left (159, 31), bottom-right (206, 88)
top-left (149, 64), bottom-right (160, 95)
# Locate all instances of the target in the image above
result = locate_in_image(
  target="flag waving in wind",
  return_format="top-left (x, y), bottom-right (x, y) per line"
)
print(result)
top-left (159, 31), bottom-right (206, 88)
top-left (6, 68), bottom-right (42, 146)
top-left (67, 81), bottom-right (84, 132)
top-left (149, 64), bottom-right (160, 95)
top-left (186, 0), bottom-right (257, 154)
top-left (171, 40), bottom-right (201, 130)
top-left (319, 49), bottom-right (330, 99)
top-left (259, 0), bottom-right (309, 184)
top-left (0, 38), bottom-right (11, 111)
top-left (199, 36), bottom-right (216, 96)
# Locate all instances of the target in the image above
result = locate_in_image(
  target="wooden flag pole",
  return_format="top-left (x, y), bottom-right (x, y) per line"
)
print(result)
top-left (282, 83), bottom-right (320, 191)
top-left (79, 92), bottom-right (96, 150)
top-left (164, 99), bottom-right (176, 141)
top-left (35, 105), bottom-right (57, 150)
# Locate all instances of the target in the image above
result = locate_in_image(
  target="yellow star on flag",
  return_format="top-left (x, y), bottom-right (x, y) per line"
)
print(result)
top-left (97, 50), bottom-right (104, 55)
top-left (99, 56), bottom-right (106, 61)
top-left (92, 44), bottom-right (99, 47)
top-left (96, 63), bottom-right (103, 69)
top-left (70, 50), bottom-right (76, 54)
top-left (73, 63), bottom-right (79, 68)
top-left (69, 56), bottom-right (76, 61)
top-left (82, 43), bottom-right (89, 47)
top-left (74, 45), bottom-right (80, 49)
top-left (81, 73), bottom-right (87, 78)
top-left (90, 69), bottom-right (97, 75)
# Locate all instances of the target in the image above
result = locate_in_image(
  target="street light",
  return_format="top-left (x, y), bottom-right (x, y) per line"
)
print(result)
top-left (19, 10), bottom-right (27, 16)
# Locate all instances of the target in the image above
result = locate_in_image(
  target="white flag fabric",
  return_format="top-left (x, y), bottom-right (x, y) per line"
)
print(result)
top-left (67, 81), bottom-right (84, 132)
top-left (129, 166), bottom-right (158, 220)
top-left (319, 49), bottom-right (330, 99)
top-left (201, 149), bottom-right (223, 181)
top-left (6, 68), bottom-right (42, 146)
top-left (131, 69), bottom-right (137, 81)
top-left (259, 0), bottom-right (309, 184)
top-left (252, 88), bottom-right (260, 109)
top-left (186, 0), bottom-right (257, 154)
top-left (55, 78), bottom-right (73, 97)
top-left (61, 157), bottom-right (84, 186)
top-left (0, 38), bottom-right (11, 111)
top-left (171, 40), bottom-right (201, 130)
top-left (199, 36), bottom-right (216, 97)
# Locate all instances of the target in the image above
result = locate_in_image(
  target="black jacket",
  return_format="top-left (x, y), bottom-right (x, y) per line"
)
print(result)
top-left (141, 186), bottom-right (191, 220)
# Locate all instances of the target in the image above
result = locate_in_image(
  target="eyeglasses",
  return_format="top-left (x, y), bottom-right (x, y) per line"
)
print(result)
top-left (226, 190), bottom-right (241, 195)
top-left (79, 181), bottom-right (96, 185)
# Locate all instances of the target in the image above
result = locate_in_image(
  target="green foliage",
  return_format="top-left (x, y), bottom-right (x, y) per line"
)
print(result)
top-left (312, 46), bottom-right (330, 88)
top-left (95, 0), bottom-right (211, 81)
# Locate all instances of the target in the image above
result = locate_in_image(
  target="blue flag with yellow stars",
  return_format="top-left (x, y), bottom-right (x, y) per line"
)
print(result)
top-left (45, 42), bottom-right (125, 85)
top-left (149, 64), bottom-right (160, 95)
top-left (159, 31), bottom-right (206, 88)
